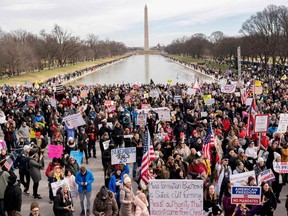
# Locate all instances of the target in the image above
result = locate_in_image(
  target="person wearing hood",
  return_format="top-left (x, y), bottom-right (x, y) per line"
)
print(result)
top-left (271, 152), bottom-right (283, 203)
top-left (4, 172), bottom-right (22, 215)
top-left (53, 182), bottom-right (74, 216)
top-left (253, 157), bottom-right (267, 185)
top-left (133, 191), bottom-right (149, 216)
top-left (92, 186), bottom-right (118, 216)
top-left (64, 137), bottom-right (77, 155)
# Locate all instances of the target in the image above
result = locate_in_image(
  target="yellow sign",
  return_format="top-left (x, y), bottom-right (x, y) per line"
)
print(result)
top-left (254, 80), bottom-right (261, 87)
top-left (203, 94), bottom-right (212, 104)
top-left (281, 74), bottom-right (287, 80)
top-left (167, 80), bottom-right (172, 84)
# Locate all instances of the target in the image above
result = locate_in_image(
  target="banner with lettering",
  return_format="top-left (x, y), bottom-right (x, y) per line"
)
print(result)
top-left (48, 144), bottom-right (63, 158)
top-left (63, 113), bottom-right (86, 129)
top-left (277, 113), bottom-right (288, 133)
top-left (136, 113), bottom-right (147, 126)
top-left (230, 171), bottom-right (256, 186)
top-left (149, 179), bottom-right (204, 216)
top-left (221, 83), bottom-right (237, 93)
top-left (231, 186), bottom-right (261, 205)
top-left (257, 169), bottom-right (275, 185)
top-left (51, 180), bottom-right (65, 196)
top-left (273, 162), bottom-right (288, 173)
top-left (254, 115), bottom-right (269, 133)
top-left (111, 147), bottom-right (136, 165)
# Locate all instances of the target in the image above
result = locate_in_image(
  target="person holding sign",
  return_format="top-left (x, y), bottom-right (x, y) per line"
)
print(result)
top-left (259, 182), bottom-right (277, 216)
top-left (271, 152), bottom-right (284, 203)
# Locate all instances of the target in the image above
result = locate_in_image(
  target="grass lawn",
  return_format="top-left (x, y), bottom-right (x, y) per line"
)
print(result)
top-left (0, 56), bottom-right (125, 86)
top-left (166, 54), bottom-right (231, 73)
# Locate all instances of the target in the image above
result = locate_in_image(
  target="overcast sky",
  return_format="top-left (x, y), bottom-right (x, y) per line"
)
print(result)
top-left (1, 0), bottom-right (287, 47)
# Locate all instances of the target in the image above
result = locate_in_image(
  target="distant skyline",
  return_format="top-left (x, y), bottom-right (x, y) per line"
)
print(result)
top-left (1, 0), bottom-right (287, 47)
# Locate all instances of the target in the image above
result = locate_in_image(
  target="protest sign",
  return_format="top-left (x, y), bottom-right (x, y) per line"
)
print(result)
top-left (231, 186), bottom-right (261, 205)
top-left (48, 144), bottom-right (63, 158)
top-left (221, 83), bottom-right (236, 93)
top-left (187, 88), bottom-right (196, 95)
top-left (141, 104), bottom-right (150, 109)
top-left (70, 151), bottom-right (83, 165)
top-left (111, 147), bottom-right (136, 165)
top-left (203, 94), bottom-right (211, 104)
top-left (150, 89), bottom-right (160, 98)
top-left (246, 98), bottom-right (253, 106)
top-left (206, 98), bottom-right (215, 105)
top-left (273, 162), bottom-right (288, 173)
top-left (51, 180), bottom-right (65, 196)
top-left (49, 98), bottom-right (57, 109)
top-left (144, 93), bottom-right (149, 98)
top-left (103, 140), bottom-right (110, 150)
top-left (167, 79), bottom-right (172, 84)
top-left (157, 109), bottom-right (171, 121)
top-left (258, 169), bottom-right (275, 185)
top-left (201, 112), bottom-right (208, 118)
top-left (174, 95), bottom-right (182, 104)
top-left (136, 113), bottom-right (147, 126)
top-left (123, 135), bottom-right (133, 139)
top-left (125, 93), bottom-right (132, 102)
top-left (254, 86), bottom-right (263, 95)
top-left (277, 113), bottom-right (288, 133)
top-left (230, 171), bottom-right (256, 186)
top-left (254, 80), bottom-right (262, 87)
top-left (235, 92), bottom-right (241, 97)
top-left (254, 115), bottom-right (269, 133)
top-left (98, 122), bottom-right (113, 130)
top-left (80, 90), bottom-right (88, 98)
top-left (0, 141), bottom-right (6, 150)
top-left (63, 113), bottom-right (86, 129)
top-left (149, 179), bottom-right (204, 216)
top-left (71, 96), bottom-right (78, 104)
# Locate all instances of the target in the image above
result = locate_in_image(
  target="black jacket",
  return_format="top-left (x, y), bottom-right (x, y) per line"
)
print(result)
top-left (4, 181), bottom-right (22, 211)
top-left (53, 190), bottom-right (73, 216)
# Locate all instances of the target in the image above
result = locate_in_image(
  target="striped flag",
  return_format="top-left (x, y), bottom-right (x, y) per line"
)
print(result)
top-left (3, 156), bottom-right (13, 171)
top-left (246, 98), bottom-right (258, 137)
top-left (241, 81), bottom-right (254, 104)
top-left (140, 129), bottom-right (155, 185)
top-left (202, 125), bottom-right (215, 163)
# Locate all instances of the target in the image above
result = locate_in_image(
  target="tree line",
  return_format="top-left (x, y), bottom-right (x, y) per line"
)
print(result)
top-left (0, 24), bottom-right (127, 78)
top-left (165, 4), bottom-right (288, 70)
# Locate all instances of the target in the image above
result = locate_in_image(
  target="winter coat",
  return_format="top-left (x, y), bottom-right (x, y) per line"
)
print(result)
top-left (4, 181), bottom-right (22, 212)
top-left (14, 152), bottom-right (30, 172)
top-left (134, 195), bottom-right (149, 216)
top-left (260, 189), bottom-right (277, 215)
top-left (45, 162), bottom-right (62, 177)
top-left (0, 170), bottom-right (10, 199)
top-left (64, 160), bottom-right (80, 176)
top-left (222, 193), bottom-right (236, 216)
top-left (108, 165), bottom-right (130, 193)
top-left (75, 169), bottom-right (94, 193)
top-left (112, 126), bottom-right (124, 146)
top-left (92, 190), bottom-right (119, 216)
top-left (78, 133), bottom-right (88, 150)
top-left (53, 190), bottom-right (73, 216)
top-left (119, 185), bottom-right (134, 216)
top-left (17, 125), bottom-right (30, 139)
top-left (29, 158), bottom-right (42, 182)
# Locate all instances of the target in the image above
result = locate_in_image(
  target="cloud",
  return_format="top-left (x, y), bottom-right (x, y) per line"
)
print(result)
top-left (0, 0), bottom-right (287, 46)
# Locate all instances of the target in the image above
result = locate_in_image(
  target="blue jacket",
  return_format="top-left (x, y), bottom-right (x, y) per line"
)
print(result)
top-left (108, 164), bottom-right (130, 193)
top-left (75, 169), bottom-right (94, 193)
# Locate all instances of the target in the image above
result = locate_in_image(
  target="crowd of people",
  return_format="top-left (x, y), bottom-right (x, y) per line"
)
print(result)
top-left (0, 57), bottom-right (287, 216)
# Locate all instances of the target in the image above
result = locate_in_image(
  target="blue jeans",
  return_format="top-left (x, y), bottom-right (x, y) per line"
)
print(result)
top-left (79, 190), bottom-right (92, 211)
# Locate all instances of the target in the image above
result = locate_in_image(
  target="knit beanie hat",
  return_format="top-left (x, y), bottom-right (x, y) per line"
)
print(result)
top-left (30, 201), bottom-right (39, 210)
top-left (124, 175), bottom-right (131, 184)
top-left (99, 186), bottom-right (108, 197)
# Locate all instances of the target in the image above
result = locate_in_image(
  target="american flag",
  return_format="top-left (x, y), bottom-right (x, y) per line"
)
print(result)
top-left (140, 129), bottom-right (155, 185)
top-left (3, 156), bottom-right (13, 171)
top-left (202, 125), bottom-right (215, 163)
top-left (241, 81), bottom-right (254, 104)
top-left (246, 98), bottom-right (258, 137)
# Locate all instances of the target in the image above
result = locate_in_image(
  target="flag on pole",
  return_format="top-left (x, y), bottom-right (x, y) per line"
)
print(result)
top-left (202, 125), bottom-right (215, 163)
top-left (241, 81), bottom-right (254, 104)
top-left (192, 80), bottom-right (200, 91)
top-left (140, 129), bottom-right (155, 185)
top-left (3, 156), bottom-right (13, 171)
top-left (246, 98), bottom-right (258, 137)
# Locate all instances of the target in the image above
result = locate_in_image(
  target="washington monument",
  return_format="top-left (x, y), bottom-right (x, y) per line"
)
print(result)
top-left (144, 4), bottom-right (149, 50)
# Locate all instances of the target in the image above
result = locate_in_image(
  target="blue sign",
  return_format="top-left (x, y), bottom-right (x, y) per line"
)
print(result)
top-left (232, 186), bottom-right (261, 195)
top-left (231, 186), bottom-right (261, 205)
top-left (70, 151), bottom-right (83, 165)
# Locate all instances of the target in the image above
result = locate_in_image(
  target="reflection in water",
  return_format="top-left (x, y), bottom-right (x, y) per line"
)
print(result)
top-left (145, 55), bottom-right (149, 84)
top-left (71, 55), bottom-right (214, 85)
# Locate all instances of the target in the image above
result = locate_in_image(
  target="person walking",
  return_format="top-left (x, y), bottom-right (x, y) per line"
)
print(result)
top-left (29, 201), bottom-right (41, 216)
top-left (53, 182), bottom-right (74, 216)
top-left (0, 163), bottom-right (10, 216)
top-left (92, 186), bottom-right (118, 216)
top-left (29, 149), bottom-right (43, 199)
top-left (119, 175), bottom-right (134, 216)
top-left (76, 166), bottom-right (94, 216)
top-left (4, 173), bottom-right (22, 216)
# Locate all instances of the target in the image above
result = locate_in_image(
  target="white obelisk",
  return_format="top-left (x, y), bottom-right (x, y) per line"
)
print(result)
top-left (144, 4), bottom-right (149, 51)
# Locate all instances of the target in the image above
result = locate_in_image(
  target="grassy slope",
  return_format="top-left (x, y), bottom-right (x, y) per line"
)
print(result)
top-left (0, 56), bottom-right (124, 86)
top-left (166, 54), bottom-right (230, 73)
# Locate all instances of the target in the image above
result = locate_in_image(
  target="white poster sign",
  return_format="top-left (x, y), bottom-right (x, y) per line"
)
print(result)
top-left (111, 147), bottom-right (136, 165)
top-left (103, 140), bottom-right (110, 150)
top-left (63, 113), bottom-right (86, 129)
top-left (149, 180), bottom-right (204, 216)
top-left (221, 84), bottom-right (237, 93)
top-left (206, 98), bottom-right (215, 105)
top-left (157, 109), bottom-right (171, 121)
top-left (51, 180), bottom-right (64, 196)
top-left (246, 98), bottom-right (253, 106)
top-left (187, 88), bottom-right (196, 96)
top-left (254, 115), bottom-right (269, 133)
top-left (277, 113), bottom-right (288, 133)
top-left (136, 113), bottom-right (147, 126)
top-left (230, 171), bottom-right (256, 186)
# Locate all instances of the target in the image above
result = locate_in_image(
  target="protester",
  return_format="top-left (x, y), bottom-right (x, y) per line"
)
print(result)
top-left (48, 165), bottom-right (65, 203)
top-left (119, 175), bottom-right (134, 216)
top-left (53, 182), bottom-right (74, 216)
top-left (92, 186), bottom-right (119, 216)
top-left (29, 201), bottom-right (40, 216)
top-left (133, 191), bottom-right (149, 216)
top-left (75, 166), bottom-right (94, 216)
top-left (29, 149), bottom-right (43, 199)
